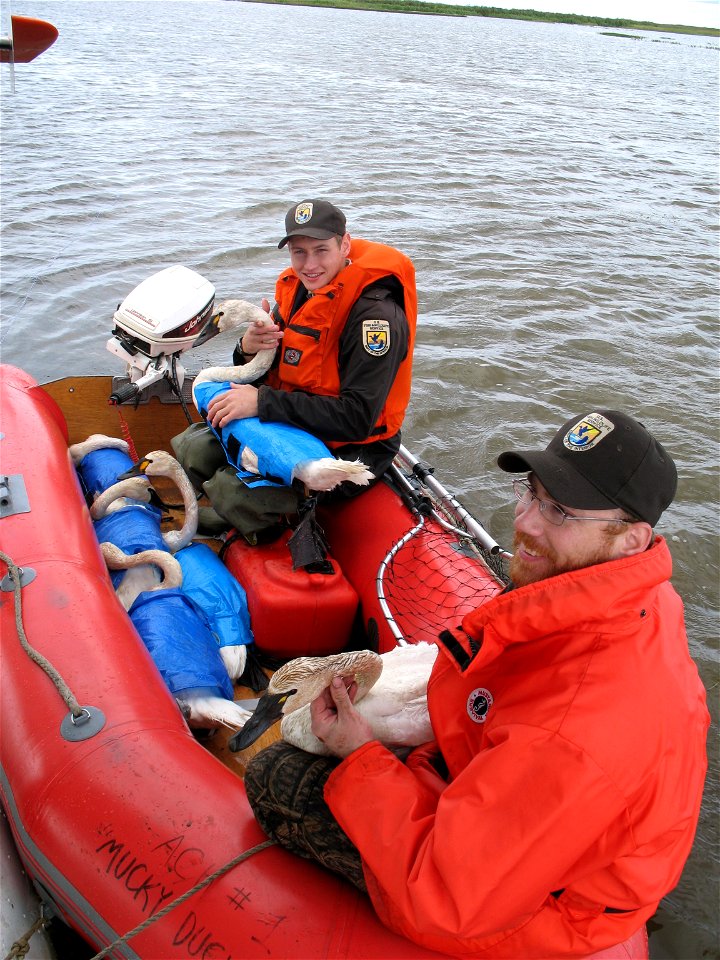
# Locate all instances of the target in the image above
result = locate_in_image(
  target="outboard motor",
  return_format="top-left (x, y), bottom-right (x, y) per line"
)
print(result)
top-left (107, 265), bottom-right (217, 404)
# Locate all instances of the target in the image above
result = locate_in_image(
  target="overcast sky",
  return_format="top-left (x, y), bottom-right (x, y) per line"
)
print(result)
top-left (441, 0), bottom-right (720, 28)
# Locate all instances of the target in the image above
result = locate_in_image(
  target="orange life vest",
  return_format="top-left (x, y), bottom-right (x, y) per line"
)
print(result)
top-left (266, 238), bottom-right (417, 448)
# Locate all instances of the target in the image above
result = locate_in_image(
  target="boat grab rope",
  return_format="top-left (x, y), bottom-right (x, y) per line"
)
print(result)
top-left (0, 550), bottom-right (84, 718)
top-left (89, 839), bottom-right (276, 960)
top-left (0, 549), bottom-right (278, 957)
top-left (3, 911), bottom-right (50, 960)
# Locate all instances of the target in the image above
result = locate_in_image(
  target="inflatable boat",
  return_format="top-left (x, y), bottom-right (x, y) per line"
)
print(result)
top-left (0, 364), bottom-right (508, 958)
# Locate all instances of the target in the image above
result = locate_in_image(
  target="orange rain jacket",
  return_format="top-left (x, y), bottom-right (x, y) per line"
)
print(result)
top-left (325, 537), bottom-right (709, 957)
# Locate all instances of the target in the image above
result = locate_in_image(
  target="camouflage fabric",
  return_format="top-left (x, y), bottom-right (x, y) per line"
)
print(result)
top-left (171, 423), bottom-right (301, 539)
top-left (244, 740), bottom-right (366, 891)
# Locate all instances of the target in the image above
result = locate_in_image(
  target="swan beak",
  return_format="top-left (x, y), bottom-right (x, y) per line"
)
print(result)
top-left (227, 688), bottom-right (297, 752)
top-left (193, 311), bottom-right (223, 346)
top-left (118, 458), bottom-right (152, 480)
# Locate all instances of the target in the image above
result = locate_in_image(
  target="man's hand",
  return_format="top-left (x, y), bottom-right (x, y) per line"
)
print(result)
top-left (207, 383), bottom-right (259, 428)
top-left (240, 316), bottom-right (283, 355)
top-left (310, 676), bottom-right (375, 758)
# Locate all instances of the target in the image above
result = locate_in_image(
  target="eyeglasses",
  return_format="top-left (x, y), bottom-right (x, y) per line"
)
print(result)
top-left (511, 478), bottom-right (631, 528)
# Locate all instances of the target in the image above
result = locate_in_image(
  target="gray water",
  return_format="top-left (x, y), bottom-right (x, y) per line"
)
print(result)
top-left (0, 1), bottom-right (718, 957)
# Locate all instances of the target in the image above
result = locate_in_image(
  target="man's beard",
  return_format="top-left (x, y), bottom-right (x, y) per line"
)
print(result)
top-left (509, 531), bottom-right (615, 588)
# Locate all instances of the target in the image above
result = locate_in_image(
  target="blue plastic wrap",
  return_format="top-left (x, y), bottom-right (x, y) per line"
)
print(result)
top-left (193, 380), bottom-right (333, 487)
top-left (93, 503), bottom-right (166, 589)
top-left (76, 447), bottom-right (135, 498)
top-left (176, 543), bottom-right (253, 649)
top-left (129, 588), bottom-right (234, 700)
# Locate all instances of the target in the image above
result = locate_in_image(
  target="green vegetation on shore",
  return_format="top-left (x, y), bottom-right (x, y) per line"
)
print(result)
top-left (238, 0), bottom-right (719, 36)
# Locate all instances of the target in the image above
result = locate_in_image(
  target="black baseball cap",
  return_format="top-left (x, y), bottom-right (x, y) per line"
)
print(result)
top-left (278, 199), bottom-right (347, 249)
top-left (497, 410), bottom-right (677, 526)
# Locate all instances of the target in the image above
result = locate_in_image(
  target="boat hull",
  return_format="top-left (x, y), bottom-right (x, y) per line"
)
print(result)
top-left (0, 365), bottom-right (447, 958)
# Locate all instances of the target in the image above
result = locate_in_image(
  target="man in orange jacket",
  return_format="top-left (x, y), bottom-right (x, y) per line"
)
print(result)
top-left (245, 410), bottom-right (710, 959)
top-left (205, 198), bottom-right (417, 487)
top-left (175, 199), bottom-right (417, 542)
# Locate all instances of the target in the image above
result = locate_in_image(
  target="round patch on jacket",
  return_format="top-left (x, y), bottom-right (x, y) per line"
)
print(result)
top-left (362, 318), bottom-right (390, 356)
top-left (466, 687), bottom-right (493, 724)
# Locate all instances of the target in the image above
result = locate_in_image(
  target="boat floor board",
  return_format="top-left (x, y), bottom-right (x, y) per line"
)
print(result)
top-left (43, 375), bottom-right (200, 451)
top-left (204, 682), bottom-right (280, 777)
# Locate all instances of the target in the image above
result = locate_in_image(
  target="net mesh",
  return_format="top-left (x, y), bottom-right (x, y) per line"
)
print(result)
top-left (379, 492), bottom-right (510, 646)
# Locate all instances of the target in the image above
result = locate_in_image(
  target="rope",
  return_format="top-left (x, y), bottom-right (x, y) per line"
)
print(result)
top-left (3, 915), bottom-right (50, 960)
top-left (0, 550), bottom-right (84, 717)
top-left (89, 839), bottom-right (276, 960)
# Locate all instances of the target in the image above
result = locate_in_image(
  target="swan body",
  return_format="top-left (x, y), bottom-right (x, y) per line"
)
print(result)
top-left (229, 643), bottom-right (437, 755)
top-left (100, 542), bottom-right (183, 611)
top-left (175, 542), bottom-right (254, 683)
top-left (70, 434), bottom-right (130, 464)
top-left (193, 381), bottom-right (374, 493)
top-left (176, 691), bottom-right (253, 731)
top-left (191, 301), bottom-right (374, 493)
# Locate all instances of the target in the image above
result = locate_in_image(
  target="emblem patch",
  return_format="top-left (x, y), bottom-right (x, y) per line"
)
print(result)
top-left (563, 412), bottom-right (615, 452)
top-left (362, 319), bottom-right (390, 357)
top-left (466, 687), bottom-right (493, 724)
top-left (282, 347), bottom-right (302, 367)
top-left (294, 202), bottom-right (313, 225)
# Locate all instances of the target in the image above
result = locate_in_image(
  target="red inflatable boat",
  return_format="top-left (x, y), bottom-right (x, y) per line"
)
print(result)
top-left (0, 365), bottom-right (507, 958)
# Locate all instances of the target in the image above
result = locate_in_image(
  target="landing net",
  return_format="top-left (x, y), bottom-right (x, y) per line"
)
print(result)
top-left (378, 448), bottom-right (511, 647)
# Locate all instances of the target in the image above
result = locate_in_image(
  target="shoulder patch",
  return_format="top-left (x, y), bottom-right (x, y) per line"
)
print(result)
top-left (362, 318), bottom-right (390, 357)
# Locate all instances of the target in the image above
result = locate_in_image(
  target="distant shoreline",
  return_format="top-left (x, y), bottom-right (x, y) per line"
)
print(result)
top-left (234, 0), bottom-right (719, 37)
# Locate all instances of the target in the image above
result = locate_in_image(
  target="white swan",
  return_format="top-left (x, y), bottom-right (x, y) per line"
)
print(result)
top-left (175, 693), bottom-right (253, 732)
top-left (193, 299), bottom-right (277, 389)
top-left (192, 300), bottom-right (374, 493)
top-left (90, 476), bottom-right (153, 517)
top-left (100, 545), bottom-right (251, 733)
top-left (100, 541), bottom-right (183, 611)
top-left (228, 642), bottom-right (437, 756)
top-left (70, 433), bottom-right (131, 464)
top-left (118, 450), bottom-right (198, 552)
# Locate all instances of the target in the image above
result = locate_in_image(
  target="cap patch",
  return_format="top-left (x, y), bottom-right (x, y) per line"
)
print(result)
top-left (466, 687), bottom-right (493, 724)
top-left (294, 202), bottom-right (313, 225)
top-left (362, 319), bottom-right (390, 356)
top-left (563, 412), bottom-right (615, 452)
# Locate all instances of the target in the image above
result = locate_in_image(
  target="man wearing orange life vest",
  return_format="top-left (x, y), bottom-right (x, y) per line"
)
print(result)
top-left (245, 410), bottom-right (710, 959)
top-left (206, 198), bottom-right (417, 489)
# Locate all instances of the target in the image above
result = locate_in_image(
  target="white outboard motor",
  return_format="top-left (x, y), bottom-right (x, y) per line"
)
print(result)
top-left (106, 265), bottom-right (217, 404)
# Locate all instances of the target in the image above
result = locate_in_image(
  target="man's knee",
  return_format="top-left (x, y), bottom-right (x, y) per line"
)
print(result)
top-left (244, 742), bottom-right (366, 891)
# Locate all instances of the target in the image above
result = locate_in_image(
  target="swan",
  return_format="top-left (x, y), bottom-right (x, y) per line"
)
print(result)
top-left (228, 642), bottom-right (437, 756)
top-left (192, 301), bottom-right (374, 493)
top-left (100, 541), bottom-right (183, 610)
top-left (118, 450), bottom-right (198, 552)
top-left (175, 691), bottom-right (253, 732)
top-left (70, 433), bottom-right (130, 464)
top-left (87, 448), bottom-right (252, 681)
top-left (101, 544), bottom-right (252, 733)
top-left (193, 299), bottom-right (277, 388)
top-left (90, 475), bottom-right (153, 516)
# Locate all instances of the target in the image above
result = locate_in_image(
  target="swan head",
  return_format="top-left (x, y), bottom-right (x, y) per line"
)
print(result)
top-left (194, 299), bottom-right (271, 346)
top-left (119, 449), bottom-right (180, 481)
top-left (227, 649), bottom-right (382, 752)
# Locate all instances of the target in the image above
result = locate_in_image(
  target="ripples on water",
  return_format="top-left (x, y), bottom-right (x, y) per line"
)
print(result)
top-left (1, 2), bottom-right (718, 955)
